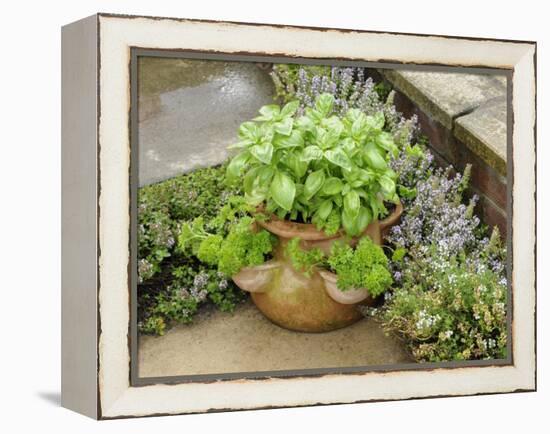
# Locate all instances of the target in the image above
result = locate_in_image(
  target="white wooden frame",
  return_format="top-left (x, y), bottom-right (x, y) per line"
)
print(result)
top-left (61, 13), bottom-right (536, 419)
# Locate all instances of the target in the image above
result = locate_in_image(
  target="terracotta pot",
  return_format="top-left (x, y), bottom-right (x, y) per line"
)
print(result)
top-left (232, 201), bottom-right (403, 333)
top-left (318, 269), bottom-right (376, 305)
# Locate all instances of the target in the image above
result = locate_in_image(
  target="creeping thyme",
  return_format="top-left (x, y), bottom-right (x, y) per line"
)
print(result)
top-left (138, 162), bottom-right (239, 283)
top-left (379, 159), bottom-right (508, 362)
top-left (382, 257), bottom-right (507, 362)
top-left (137, 164), bottom-right (246, 335)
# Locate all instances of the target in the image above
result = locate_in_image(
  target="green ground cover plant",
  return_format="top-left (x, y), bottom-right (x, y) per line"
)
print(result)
top-left (137, 164), bottom-right (247, 335)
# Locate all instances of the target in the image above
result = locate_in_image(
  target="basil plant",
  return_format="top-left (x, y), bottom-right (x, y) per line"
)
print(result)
top-left (226, 93), bottom-right (400, 237)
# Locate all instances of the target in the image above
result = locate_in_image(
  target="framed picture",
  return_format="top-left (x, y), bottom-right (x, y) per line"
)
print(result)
top-left (61, 13), bottom-right (536, 419)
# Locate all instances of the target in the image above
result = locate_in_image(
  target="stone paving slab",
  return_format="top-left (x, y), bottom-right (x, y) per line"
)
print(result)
top-left (381, 69), bottom-right (507, 129)
top-left (138, 58), bottom-right (274, 186)
top-left (380, 68), bottom-right (507, 176)
top-left (138, 300), bottom-right (413, 378)
top-left (454, 96), bottom-right (507, 176)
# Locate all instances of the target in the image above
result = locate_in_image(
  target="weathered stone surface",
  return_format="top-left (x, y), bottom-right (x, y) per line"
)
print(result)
top-left (138, 300), bottom-right (413, 378)
top-left (454, 97), bottom-right (507, 176)
top-left (138, 58), bottom-right (274, 186)
top-left (381, 69), bottom-right (507, 129)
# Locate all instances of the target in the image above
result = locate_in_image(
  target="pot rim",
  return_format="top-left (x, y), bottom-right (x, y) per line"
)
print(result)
top-left (234, 260), bottom-right (281, 275)
top-left (255, 200), bottom-right (403, 241)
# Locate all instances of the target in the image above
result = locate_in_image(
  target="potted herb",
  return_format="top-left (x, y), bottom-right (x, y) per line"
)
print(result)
top-left (225, 93), bottom-right (403, 331)
top-left (283, 235), bottom-right (394, 305)
top-left (181, 93), bottom-right (403, 332)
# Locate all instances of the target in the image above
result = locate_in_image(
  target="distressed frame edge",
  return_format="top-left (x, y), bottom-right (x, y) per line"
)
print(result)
top-left (61, 13), bottom-right (101, 420)
top-left (93, 14), bottom-right (536, 419)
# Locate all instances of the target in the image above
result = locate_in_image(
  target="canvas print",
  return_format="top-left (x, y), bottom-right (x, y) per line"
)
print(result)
top-left (135, 56), bottom-right (509, 380)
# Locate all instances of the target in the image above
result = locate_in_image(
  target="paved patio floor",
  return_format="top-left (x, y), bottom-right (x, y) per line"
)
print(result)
top-left (138, 300), bottom-right (413, 378)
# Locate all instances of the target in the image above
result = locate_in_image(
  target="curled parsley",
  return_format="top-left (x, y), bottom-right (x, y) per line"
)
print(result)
top-left (327, 237), bottom-right (392, 297)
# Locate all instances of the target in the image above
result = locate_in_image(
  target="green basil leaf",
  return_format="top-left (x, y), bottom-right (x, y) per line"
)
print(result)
top-left (356, 206), bottom-right (372, 234)
top-left (356, 189), bottom-right (368, 199)
top-left (243, 167), bottom-right (260, 193)
top-left (315, 93), bottom-right (334, 116)
top-left (322, 177), bottom-right (344, 195)
top-left (365, 112), bottom-right (385, 131)
top-left (379, 175), bottom-right (396, 195)
top-left (258, 121), bottom-right (274, 140)
top-left (274, 117), bottom-right (293, 136)
top-left (227, 139), bottom-right (253, 150)
top-left (342, 183), bottom-right (351, 195)
top-left (341, 209), bottom-right (359, 236)
top-left (344, 190), bottom-right (360, 219)
top-left (317, 127), bottom-right (341, 150)
top-left (304, 107), bottom-right (324, 124)
top-left (351, 114), bottom-right (368, 139)
top-left (369, 197), bottom-right (380, 220)
top-left (363, 145), bottom-right (387, 170)
top-left (358, 168), bottom-right (374, 183)
top-left (376, 131), bottom-right (397, 153)
top-left (321, 116), bottom-right (344, 137)
top-left (300, 145), bottom-right (324, 162)
top-left (238, 122), bottom-right (259, 140)
top-left (304, 170), bottom-right (325, 199)
top-left (295, 115), bottom-right (316, 134)
top-left (258, 104), bottom-right (281, 121)
top-left (341, 137), bottom-right (356, 154)
top-left (345, 108), bottom-right (363, 125)
top-left (270, 172), bottom-right (296, 211)
top-left (226, 152), bottom-right (249, 182)
top-left (244, 166), bottom-right (274, 200)
top-left (405, 144), bottom-right (424, 158)
top-left (245, 187), bottom-right (268, 206)
top-left (324, 148), bottom-right (352, 171)
top-left (250, 142), bottom-right (273, 164)
top-left (257, 166), bottom-right (275, 185)
top-left (285, 153), bottom-right (308, 178)
top-left (398, 185), bottom-right (417, 199)
top-left (316, 199), bottom-right (333, 221)
top-left (274, 130), bottom-right (304, 148)
top-left (343, 166), bottom-right (359, 183)
top-left (280, 100), bottom-right (300, 118)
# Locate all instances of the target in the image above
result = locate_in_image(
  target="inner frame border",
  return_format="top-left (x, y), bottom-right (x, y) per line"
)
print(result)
top-left (129, 48), bottom-right (515, 387)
